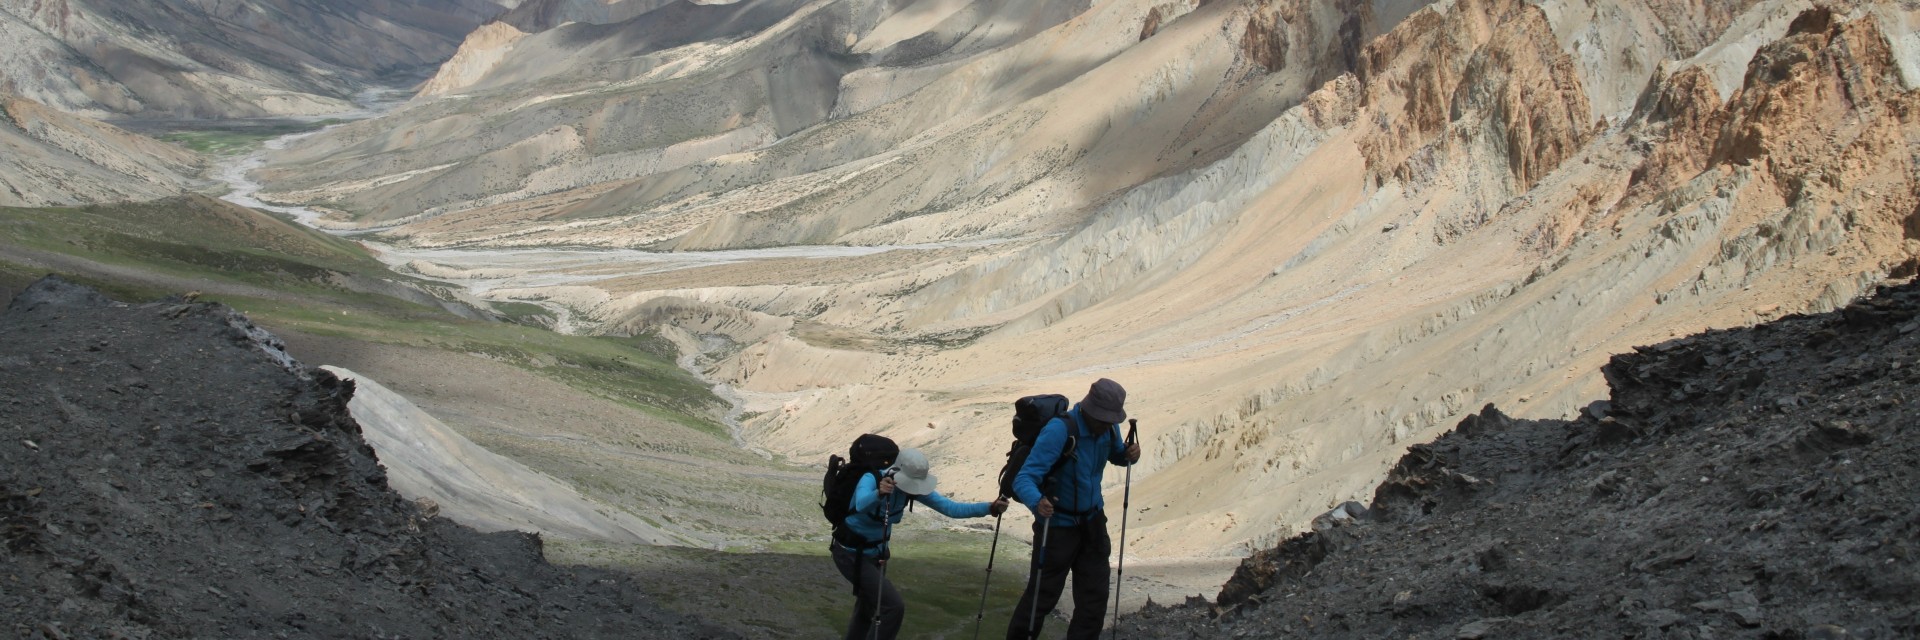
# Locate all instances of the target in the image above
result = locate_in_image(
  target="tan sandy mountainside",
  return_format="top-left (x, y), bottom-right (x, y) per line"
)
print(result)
top-left (0, 97), bottom-right (204, 206)
top-left (255, 0), bottom-right (1259, 231)
top-left (0, 0), bottom-right (512, 119)
top-left (253, 0), bottom-right (1920, 557)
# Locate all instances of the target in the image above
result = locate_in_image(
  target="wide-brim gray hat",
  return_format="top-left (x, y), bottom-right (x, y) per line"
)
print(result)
top-left (1081, 378), bottom-right (1127, 424)
top-left (890, 448), bottom-right (938, 495)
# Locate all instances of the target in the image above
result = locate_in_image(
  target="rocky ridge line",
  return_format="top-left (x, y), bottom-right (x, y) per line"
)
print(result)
top-left (1119, 278), bottom-right (1920, 637)
top-left (0, 276), bottom-right (734, 639)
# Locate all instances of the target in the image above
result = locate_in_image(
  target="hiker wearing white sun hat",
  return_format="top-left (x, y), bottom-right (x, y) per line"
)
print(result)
top-left (833, 447), bottom-right (1009, 640)
top-left (889, 447), bottom-right (941, 494)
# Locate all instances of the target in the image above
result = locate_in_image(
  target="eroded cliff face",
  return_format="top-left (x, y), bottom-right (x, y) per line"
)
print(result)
top-left (1355, 0), bottom-right (1593, 206)
top-left (251, 0), bottom-right (1920, 558)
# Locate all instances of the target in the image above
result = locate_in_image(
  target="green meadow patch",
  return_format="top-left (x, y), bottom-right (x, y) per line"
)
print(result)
top-left (151, 120), bottom-right (343, 156)
top-left (0, 197), bottom-right (727, 434)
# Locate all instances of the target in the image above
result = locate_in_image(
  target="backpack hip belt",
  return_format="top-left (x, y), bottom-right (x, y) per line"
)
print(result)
top-left (833, 526), bottom-right (889, 551)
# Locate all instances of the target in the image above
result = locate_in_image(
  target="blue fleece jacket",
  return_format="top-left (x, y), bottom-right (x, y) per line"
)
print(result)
top-left (1012, 405), bottom-right (1134, 527)
top-left (841, 472), bottom-right (992, 556)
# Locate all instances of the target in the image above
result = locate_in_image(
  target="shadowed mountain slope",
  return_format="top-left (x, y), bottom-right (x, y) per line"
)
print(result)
top-left (1118, 278), bottom-right (1920, 638)
top-left (260, 0), bottom-right (1370, 236)
top-left (0, 276), bottom-right (735, 638)
top-left (0, 0), bottom-right (513, 119)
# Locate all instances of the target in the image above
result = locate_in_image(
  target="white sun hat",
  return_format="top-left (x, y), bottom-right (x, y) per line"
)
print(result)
top-left (890, 448), bottom-right (939, 495)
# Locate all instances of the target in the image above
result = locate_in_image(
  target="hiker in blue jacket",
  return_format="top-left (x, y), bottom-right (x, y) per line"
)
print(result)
top-left (1006, 378), bottom-right (1140, 640)
top-left (835, 447), bottom-right (1009, 640)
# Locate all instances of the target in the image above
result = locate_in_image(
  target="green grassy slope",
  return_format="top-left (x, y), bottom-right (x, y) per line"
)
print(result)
top-left (0, 195), bottom-right (724, 430)
top-left (149, 120), bottom-right (342, 156)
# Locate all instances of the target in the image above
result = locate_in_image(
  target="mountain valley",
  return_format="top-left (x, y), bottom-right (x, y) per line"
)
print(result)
top-left (245, 0), bottom-right (1920, 558)
top-left (3, 0), bottom-right (1918, 637)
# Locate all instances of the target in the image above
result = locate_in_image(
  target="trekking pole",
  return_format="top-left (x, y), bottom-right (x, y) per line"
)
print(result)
top-left (1110, 419), bottom-right (1138, 639)
top-left (970, 505), bottom-right (1004, 640)
top-left (1024, 432), bottom-right (1077, 640)
top-left (1027, 503), bottom-right (1055, 640)
top-left (869, 471), bottom-right (898, 640)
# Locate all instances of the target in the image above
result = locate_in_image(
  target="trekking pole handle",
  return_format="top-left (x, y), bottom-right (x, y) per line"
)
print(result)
top-left (1126, 419), bottom-right (1137, 445)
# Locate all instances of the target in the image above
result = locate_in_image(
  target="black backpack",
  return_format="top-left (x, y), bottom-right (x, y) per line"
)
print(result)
top-left (822, 434), bottom-right (900, 545)
top-left (995, 394), bottom-right (1079, 500)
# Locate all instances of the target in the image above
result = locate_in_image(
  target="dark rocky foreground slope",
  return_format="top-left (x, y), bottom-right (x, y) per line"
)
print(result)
top-left (0, 277), bottom-right (734, 639)
top-left (1120, 281), bottom-right (1920, 638)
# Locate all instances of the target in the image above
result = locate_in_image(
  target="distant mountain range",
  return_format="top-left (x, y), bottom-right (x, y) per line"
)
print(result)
top-left (0, 0), bottom-right (514, 119)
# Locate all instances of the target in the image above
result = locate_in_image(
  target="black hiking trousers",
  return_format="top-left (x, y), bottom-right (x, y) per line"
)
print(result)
top-left (832, 541), bottom-right (903, 640)
top-left (1006, 509), bottom-right (1110, 640)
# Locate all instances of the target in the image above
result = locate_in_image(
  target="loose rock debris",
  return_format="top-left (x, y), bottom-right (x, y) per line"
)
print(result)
top-left (0, 277), bottom-right (735, 639)
top-left (1121, 280), bottom-right (1920, 638)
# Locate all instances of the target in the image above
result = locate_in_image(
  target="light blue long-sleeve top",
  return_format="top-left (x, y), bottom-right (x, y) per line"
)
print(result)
top-left (1012, 405), bottom-right (1134, 527)
top-left (841, 472), bottom-right (992, 556)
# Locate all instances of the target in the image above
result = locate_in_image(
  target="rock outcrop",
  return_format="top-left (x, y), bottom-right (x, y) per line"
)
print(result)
top-left (1118, 278), bottom-right (1920, 638)
top-left (0, 276), bottom-right (735, 638)
top-left (1356, 0), bottom-right (1594, 197)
